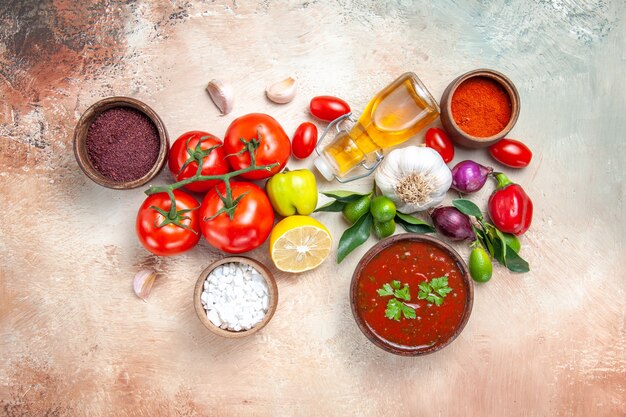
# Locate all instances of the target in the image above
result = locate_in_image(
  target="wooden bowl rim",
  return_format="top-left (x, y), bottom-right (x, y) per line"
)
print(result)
top-left (349, 233), bottom-right (474, 356)
top-left (193, 256), bottom-right (279, 338)
top-left (442, 68), bottom-right (520, 146)
top-left (73, 96), bottom-right (169, 190)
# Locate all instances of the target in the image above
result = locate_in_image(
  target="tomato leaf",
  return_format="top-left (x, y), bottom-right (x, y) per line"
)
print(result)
top-left (395, 212), bottom-right (435, 234)
top-left (314, 200), bottom-right (345, 213)
top-left (322, 190), bottom-right (371, 203)
top-left (453, 199), bottom-right (483, 219)
top-left (337, 213), bottom-right (373, 263)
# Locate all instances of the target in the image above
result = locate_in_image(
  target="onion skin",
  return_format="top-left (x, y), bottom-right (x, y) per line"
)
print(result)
top-left (431, 206), bottom-right (476, 241)
top-left (451, 160), bottom-right (493, 193)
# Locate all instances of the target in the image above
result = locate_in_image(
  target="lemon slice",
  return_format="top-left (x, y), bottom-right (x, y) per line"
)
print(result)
top-left (269, 216), bottom-right (332, 273)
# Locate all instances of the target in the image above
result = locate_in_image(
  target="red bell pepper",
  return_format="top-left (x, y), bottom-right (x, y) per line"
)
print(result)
top-left (488, 173), bottom-right (533, 235)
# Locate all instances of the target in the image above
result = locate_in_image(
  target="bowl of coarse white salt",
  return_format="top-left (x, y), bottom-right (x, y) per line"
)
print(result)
top-left (194, 257), bottom-right (278, 338)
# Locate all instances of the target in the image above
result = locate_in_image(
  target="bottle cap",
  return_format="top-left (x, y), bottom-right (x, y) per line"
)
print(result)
top-left (313, 156), bottom-right (335, 181)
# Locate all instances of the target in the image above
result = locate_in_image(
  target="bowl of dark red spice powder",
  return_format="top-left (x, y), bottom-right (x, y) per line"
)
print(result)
top-left (73, 97), bottom-right (169, 189)
top-left (440, 69), bottom-right (520, 148)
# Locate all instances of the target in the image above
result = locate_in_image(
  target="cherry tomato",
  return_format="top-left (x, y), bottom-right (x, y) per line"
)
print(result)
top-left (223, 113), bottom-right (291, 180)
top-left (136, 190), bottom-right (200, 256)
top-left (424, 127), bottom-right (454, 163)
top-left (200, 181), bottom-right (274, 253)
top-left (488, 138), bottom-right (532, 168)
top-left (168, 131), bottom-right (229, 193)
top-left (291, 122), bottom-right (318, 159)
top-left (310, 96), bottom-right (351, 122)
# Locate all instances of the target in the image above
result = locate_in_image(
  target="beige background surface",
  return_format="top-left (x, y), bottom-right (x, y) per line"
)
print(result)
top-left (1, 1), bottom-right (624, 416)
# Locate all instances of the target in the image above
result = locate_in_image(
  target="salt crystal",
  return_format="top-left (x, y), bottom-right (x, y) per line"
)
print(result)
top-left (201, 292), bottom-right (209, 304)
top-left (202, 262), bottom-right (269, 332)
top-left (207, 309), bottom-right (221, 327)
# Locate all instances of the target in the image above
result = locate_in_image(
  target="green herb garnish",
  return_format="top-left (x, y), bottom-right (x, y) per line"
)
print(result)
top-left (384, 298), bottom-right (417, 321)
top-left (377, 280), bottom-right (414, 321)
top-left (378, 277), bottom-right (452, 321)
top-left (376, 280), bottom-right (410, 301)
top-left (417, 276), bottom-right (452, 306)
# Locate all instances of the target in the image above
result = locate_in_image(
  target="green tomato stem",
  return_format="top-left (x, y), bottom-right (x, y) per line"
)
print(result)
top-left (144, 136), bottom-right (279, 220)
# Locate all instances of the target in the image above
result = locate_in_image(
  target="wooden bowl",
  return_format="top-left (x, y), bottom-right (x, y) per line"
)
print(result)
top-left (194, 257), bottom-right (278, 338)
top-left (440, 69), bottom-right (520, 148)
top-left (350, 234), bottom-right (474, 356)
top-left (73, 96), bottom-right (169, 189)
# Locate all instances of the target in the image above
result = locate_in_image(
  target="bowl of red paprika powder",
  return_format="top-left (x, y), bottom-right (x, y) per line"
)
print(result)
top-left (440, 69), bottom-right (520, 148)
top-left (73, 96), bottom-right (169, 189)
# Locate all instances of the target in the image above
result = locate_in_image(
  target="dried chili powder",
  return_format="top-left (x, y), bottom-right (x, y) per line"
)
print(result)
top-left (451, 77), bottom-right (512, 138)
top-left (86, 107), bottom-right (160, 182)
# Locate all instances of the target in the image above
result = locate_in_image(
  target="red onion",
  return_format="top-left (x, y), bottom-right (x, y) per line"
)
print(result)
top-left (431, 206), bottom-right (475, 241)
top-left (451, 160), bottom-right (493, 193)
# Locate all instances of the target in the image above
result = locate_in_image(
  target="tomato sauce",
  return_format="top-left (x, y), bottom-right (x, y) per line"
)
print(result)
top-left (355, 240), bottom-right (468, 350)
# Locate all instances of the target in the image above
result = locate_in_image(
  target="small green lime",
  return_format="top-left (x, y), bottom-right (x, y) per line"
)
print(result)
top-left (342, 195), bottom-right (371, 224)
top-left (469, 247), bottom-right (493, 283)
top-left (370, 196), bottom-right (397, 223)
top-left (374, 220), bottom-right (396, 239)
top-left (502, 232), bottom-right (521, 253)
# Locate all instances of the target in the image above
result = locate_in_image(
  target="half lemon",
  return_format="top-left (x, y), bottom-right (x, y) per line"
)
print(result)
top-left (269, 216), bottom-right (332, 273)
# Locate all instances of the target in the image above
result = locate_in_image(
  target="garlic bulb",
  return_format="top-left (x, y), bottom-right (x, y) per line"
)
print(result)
top-left (375, 146), bottom-right (452, 213)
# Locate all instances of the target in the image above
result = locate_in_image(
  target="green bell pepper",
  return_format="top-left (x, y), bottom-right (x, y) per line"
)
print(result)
top-left (266, 169), bottom-right (318, 216)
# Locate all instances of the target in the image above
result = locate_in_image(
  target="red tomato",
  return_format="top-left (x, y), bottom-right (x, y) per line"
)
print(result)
top-left (488, 138), bottom-right (532, 168)
top-left (223, 113), bottom-right (290, 180)
top-left (136, 190), bottom-right (200, 256)
top-left (292, 122), bottom-right (318, 159)
top-left (425, 128), bottom-right (455, 163)
top-left (200, 182), bottom-right (274, 253)
top-left (168, 131), bottom-right (229, 193)
top-left (310, 96), bottom-right (351, 122)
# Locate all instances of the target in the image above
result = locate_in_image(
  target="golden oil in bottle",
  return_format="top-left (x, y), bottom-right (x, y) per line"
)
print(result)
top-left (314, 72), bottom-right (440, 181)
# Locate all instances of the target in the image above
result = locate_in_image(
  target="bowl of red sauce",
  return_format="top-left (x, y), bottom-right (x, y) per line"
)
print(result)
top-left (440, 68), bottom-right (520, 148)
top-left (350, 234), bottom-right (473, 356)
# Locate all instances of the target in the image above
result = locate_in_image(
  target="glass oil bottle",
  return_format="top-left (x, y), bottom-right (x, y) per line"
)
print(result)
top-left (314, 72), bottom-right (440, 182)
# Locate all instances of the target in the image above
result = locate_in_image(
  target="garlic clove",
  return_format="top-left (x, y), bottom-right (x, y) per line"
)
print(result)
top-left (133, 269), bottom-right (157, 301)
top-left (265, 77), bottom-right (297, 104)
top-left (206, 79), bottom-right (234, 115)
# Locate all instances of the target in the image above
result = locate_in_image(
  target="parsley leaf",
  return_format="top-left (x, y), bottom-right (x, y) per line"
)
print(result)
top-left (417, 276), bottom-right (452, 306)
top-left (377, 281), bottom-right (411, 301)
top-left (401, 303), bottom-right (416, 319)
top-left (385, 299), bottom-right (416, 321)
top-left (377, 283), bottom-right (394, 297)
top-left (394, 284), bottom-right (411, 301)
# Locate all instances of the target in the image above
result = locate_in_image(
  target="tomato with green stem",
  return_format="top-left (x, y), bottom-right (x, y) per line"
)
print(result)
top-left (168, 131), bottom-right (229, 193)
top-left (223, 113), bottom-right (290, 180)
top-left (200, 181), bottom-right (275, 253)
top-left (136, 190), bottom-right (201, 256)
